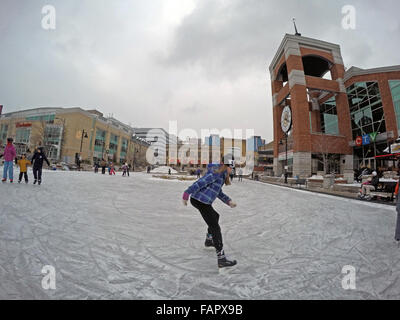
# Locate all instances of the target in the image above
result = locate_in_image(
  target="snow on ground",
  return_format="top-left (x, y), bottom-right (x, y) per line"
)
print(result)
top-left (150, 166), bottom-right (178, 174)
top-left (0, 168), bottom-right (399, 299)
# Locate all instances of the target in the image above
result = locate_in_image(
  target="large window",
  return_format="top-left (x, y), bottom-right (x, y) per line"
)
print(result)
top-left (320, 97), bottom-right (339, 135)
top-left (15, 127), bottom-right (31, 144)
top-left (44, 125), bottom-right (63, 161)
top-left (0, 124), bottom-right (9, 144)
top-left (94, 129), bottom-right (106, 153)
top-left (347, 81), bottom-right (386, 139)
top-left (109, 134), bottom-right (119, 155)
top-left (389, 80), bottom-right (400, 132)
top-left (120, 138), bottom-right (128, 163)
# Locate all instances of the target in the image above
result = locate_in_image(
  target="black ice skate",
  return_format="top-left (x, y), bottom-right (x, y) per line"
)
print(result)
top-left (205, 233), bottom-right (214, 248)
top-left (33, 179), bottom-right (37, 185)
top-left (217, 250), bottom-right (237, 269)
top-left (38, 180), bottom-right (42, 185)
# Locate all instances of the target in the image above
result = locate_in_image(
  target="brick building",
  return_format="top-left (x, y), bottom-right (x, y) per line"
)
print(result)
top-left (270, 33), bottom-right (400, 180)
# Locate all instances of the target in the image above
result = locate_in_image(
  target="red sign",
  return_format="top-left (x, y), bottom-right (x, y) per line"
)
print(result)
top-left (355, 136), bottom-right (363, 147)
top-left (16, 122), bottom-right (32, 128)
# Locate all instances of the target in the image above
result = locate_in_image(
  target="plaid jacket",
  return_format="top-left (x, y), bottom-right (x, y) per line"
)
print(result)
top-left (185, 164), bottom-right (231, 205)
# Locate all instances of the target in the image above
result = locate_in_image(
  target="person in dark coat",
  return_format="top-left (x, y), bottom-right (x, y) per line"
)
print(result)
top-left (31, 148), bottom-right (50, 185)
top-left (395, 181), bottom-right (400, 243)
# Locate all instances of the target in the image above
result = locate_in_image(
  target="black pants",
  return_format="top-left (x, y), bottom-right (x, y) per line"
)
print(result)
top-left (33, 167), bottom-right (42, 181)
top-left (19, 172), bottom-right (28, 182)
top-left (190, 198), bottom-right (223, 252)
top-left (102, 167), bottom-right (106, 174)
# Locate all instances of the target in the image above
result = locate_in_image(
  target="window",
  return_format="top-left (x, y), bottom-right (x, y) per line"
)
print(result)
top-left (389, 80), bottom-right (400, 132)
top-left (319, 97), bottom-right (339, 135)
top-left (94, 129), bottom-right (106, 153)
top-left (347, 81), bottom-right (385, 140)
top-left (15, 127), bottom-right (31, 144)
top-left (109, 134), bottom-right (119, 155)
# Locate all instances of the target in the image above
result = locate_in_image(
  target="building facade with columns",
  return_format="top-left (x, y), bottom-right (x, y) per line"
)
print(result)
top-left (270, 33), bottom-right (400, 180)
top-left (0, 107), bottom-right (150, 168)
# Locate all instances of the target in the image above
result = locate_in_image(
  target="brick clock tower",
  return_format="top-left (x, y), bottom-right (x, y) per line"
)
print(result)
top-left (269, 34), bottom-right (354, 179)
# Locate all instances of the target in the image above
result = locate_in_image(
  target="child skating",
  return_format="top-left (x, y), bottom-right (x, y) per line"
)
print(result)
top-left (17, 154), bottom-right (31, 184)
top-left (1, 138), bottom-right (17, 183)
top-left (182, 154), bottom-right (238, 270)
top-left (31, 148), bottom-right (50, 185)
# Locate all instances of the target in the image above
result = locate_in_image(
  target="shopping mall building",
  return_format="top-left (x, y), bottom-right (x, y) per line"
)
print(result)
top-left (0, 107), bottom-right (150, 167)
top-left (270, 33), bottom-right (400, 181)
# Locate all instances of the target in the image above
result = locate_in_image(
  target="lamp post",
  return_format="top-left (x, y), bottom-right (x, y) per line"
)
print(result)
top-left (80, 130), bottom-right (89, 153)
top-left (279, 133), bottom-right (289, 184)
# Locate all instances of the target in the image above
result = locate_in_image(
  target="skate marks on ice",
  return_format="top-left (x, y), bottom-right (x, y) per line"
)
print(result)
top-left (1, 171), bottom-right (400, 299)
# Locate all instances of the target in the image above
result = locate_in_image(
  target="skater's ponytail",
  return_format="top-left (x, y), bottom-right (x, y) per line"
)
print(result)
top-left (217, 165), bottom-right (231, 186)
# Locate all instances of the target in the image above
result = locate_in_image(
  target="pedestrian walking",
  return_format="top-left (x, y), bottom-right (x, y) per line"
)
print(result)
top-left (238, 168), bottom-right (243, 182)
top-left (182, 154), bottom-right (237, 270)
top-left (1, 138), bottom-right (17, 183)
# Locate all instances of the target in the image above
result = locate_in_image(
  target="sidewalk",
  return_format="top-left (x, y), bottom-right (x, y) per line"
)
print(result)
top-left (251, 177), bottom-right (397, 207)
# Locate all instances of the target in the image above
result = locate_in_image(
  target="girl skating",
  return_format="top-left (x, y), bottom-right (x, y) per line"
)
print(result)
top-left (182, 154), bottom-right (237, 270)
top-left (1, 138), bottom-right (17, 183)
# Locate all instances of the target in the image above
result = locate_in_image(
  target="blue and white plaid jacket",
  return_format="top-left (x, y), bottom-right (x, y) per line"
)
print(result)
top-left (185, 164), bottom-right (231, 205)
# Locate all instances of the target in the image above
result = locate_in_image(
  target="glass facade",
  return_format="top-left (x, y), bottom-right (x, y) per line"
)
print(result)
top-left (15, 127), bottom-right (31, 144)
top-left (44, 125), bottom-right (63, 160)
top-left (26, 114), bottom-right (55, 123)
top-left (0, 124), bottom-right (9, 144)
top-left (120, 138), bottom-right (128, 163)
top-left (109, 134), bottom-right (119, 155)
top-left (94, 129), bottom-right (106, 154)
top-left (389, 80), bottom-right (400, 132)
top-left (347, 81), bottom-right (385, 140)
top-left (320, 96), bottom-right (339, 135)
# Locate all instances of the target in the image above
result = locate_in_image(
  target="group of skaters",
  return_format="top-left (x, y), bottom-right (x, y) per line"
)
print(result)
top-left (94, 159), bottom-right (131, 177)
top-left (0, 138), bottom-right (50, 185)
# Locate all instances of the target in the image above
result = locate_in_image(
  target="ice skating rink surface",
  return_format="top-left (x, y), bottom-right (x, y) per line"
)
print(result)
top-left (0, 170), bottom-right (399, 299)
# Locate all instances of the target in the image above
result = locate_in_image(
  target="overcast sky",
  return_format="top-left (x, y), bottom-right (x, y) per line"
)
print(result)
top-left (0, 0), bottom-right (399, 142)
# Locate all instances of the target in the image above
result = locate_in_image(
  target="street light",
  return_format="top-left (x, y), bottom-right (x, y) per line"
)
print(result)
top-left (80, 130), bottom-right (89, 153)
top-left (279, 133), bottom-right (289, 184)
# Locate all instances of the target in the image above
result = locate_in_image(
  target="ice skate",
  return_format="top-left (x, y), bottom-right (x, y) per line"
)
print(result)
top-left (9, 180), bottom-right (13, 183)
top-left (204, 233), bottom-right (214, 249)
top-left (38, 180), bottom-right (42, 185)
top-left (217, 250), bottom-right (237, 272)
top-left (33, 179), bottom-right (37, 185)
top-left (2, 178), bottom-right (6, 183)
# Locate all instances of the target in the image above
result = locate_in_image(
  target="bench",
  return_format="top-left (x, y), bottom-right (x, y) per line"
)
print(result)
top-left (289, 178), bottom-right (307, 188)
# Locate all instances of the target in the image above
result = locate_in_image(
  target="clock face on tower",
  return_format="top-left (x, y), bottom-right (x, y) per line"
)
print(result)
top-left (281, 106), bottom-right (292, 133)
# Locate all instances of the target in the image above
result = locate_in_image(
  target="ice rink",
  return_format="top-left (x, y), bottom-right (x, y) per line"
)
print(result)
top-left (0, 169), bottom-right (399, 299)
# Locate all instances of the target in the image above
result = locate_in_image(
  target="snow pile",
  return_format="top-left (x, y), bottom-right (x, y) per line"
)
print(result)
top-left (150, 166), bottom-right (178, 174)
top-left (309, 175), bottom-right (324, 180)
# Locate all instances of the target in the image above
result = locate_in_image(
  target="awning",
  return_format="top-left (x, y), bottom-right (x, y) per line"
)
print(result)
top-left (375, 153), bottom-right (400, 161)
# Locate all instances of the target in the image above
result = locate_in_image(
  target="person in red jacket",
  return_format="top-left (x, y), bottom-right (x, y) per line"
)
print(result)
top-left (1, 138), bottom-right (17, 183)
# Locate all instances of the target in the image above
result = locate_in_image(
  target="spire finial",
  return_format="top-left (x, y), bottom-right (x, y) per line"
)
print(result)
top-left (293, 18), bottom-right (301, 36)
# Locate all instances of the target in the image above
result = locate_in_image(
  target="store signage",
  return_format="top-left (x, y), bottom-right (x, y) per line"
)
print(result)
top-left (362, 134), bottom-right (370, 145)
top-left (16, 122), bottom-right (32, 128)
top-left (355, 136), bottom-right (363, 147)
top-left (369, 132), bottom-right (378, 142)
